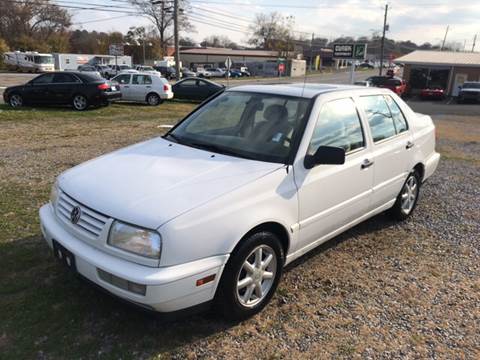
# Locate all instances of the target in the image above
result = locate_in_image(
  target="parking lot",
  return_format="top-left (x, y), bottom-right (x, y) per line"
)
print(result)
top-left (0, 93), bottom-right (478, 359)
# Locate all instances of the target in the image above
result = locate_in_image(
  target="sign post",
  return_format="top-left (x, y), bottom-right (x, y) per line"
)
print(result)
top-left (109, 44), bottom-right (124, 76)
top-left (333, 43), bottom-right (367, 84)
top-left (225, 56), bottom-right (232, 87)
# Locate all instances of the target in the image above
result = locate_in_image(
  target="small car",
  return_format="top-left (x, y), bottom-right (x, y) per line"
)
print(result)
top-left (181, 67), bottom-right (197, 78)
top-left (420, 88), bottom-right (445, 100)
top-left (40, 84), bottom-right (440, 319)
top-left (112, 72), bottom-right (173, 106)
top-left (154, 66), bottom-right (177, 80)
top-left (77, 65), bottom-right (102, 78)
top-left (172, 77), bottom-right (224, 101)
top-left (457, 82), bottom-right (480, 103)
top-left (4, 71), bottom-right (121, 110)
top-left (135, 65), bottom-right (161, 76)
top-left (367, 76), bottom-right (407, 97)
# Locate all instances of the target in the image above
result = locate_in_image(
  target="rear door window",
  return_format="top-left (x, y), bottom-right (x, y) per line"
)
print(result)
top-left (132, 75), bottom-right (152, 85)
top-left (115, 74), bottom-right (131, 84)
top-left (384, 95), bottom-right (408, 133)
top-left (359, 95), bottom-right (397, 143)
top-left (53, 73), bottom-right (79, 83)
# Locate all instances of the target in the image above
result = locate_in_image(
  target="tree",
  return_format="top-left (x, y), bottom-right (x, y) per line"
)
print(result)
top-left (130, 0), bottom-right (194, 57)
top-left (0, 0), bottom-right (71, 51)
top-left (179, 36), bottom-right (197, 47)
top-left (0, 37), bottom-right (9, 69)
top-left (200, 35), bottom-right (238, 49)
top-left (248, 12), bottom-right (291, 53)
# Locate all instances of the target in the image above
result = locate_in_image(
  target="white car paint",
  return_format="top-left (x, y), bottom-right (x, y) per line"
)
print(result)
top-left (39, 84), bottom-right (440, 313)
top-left (112, 72), bottom-right (173, 103)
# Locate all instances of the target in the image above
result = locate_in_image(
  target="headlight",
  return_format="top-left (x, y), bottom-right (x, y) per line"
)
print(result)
top-left (50, 180), bottom-right (59, 207)
top-left (108, 221), bottom-right (161, 259)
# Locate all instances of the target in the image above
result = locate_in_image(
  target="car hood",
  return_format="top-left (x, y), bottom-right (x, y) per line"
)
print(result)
top-left (59, 137), bottom-right (283, 229)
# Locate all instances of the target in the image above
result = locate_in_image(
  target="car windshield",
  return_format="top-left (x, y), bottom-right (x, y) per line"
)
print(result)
top-left (463, 82), bottom-right (480, 89)
top-left (166, 91), bottom-right (311, 163)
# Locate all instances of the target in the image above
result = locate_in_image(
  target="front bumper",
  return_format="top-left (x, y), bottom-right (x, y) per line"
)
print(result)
top-left (39, 204), bottom-right (228, 312)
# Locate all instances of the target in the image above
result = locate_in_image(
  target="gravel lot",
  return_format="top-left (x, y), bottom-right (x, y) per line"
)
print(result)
top-left (0, 102), bottom-right (479, 359)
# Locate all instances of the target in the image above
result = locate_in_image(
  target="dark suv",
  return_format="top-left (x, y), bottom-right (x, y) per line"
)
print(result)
top-left (154, 66), bottom-right (177, 79)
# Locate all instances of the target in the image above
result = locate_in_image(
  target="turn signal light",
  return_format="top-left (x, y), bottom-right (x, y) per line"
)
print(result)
top-left (98, 83), bottom-right (110, 91)
top-left (196, 274), bottom-right (216, 287)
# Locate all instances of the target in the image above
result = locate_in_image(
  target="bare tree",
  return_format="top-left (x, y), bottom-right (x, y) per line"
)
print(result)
top-left (0, 0), bottom-right (71, 50)
top-left (130, 0), bottom-right (194, 57)
top-left (248, 12), bottom-right (292, 54)
top-left (201, 35), bottom-right (238, 49)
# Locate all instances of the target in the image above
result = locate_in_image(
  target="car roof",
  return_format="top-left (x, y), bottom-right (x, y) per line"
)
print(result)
top-left (227, 83), bottom-right (391, 99)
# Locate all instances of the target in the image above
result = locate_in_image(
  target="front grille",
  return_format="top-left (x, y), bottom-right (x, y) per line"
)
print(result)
top-left (56, 191), bottom-right (109, 238)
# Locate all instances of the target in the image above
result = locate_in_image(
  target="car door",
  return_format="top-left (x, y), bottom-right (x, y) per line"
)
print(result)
top-left (174, 79), bottom-right (197, 100)
top-left (113, 74), bottom-right (132, 100)
top-left (357, 94), bottom-right (412, 210)
top-left (130, 74), bottom-right (152, 102)
top-left (294, 96), bottom-right (374, 251)
top-left (51, 73), bottom-right (80, 104)
top-left (24, 73), bottom-right (55, 103)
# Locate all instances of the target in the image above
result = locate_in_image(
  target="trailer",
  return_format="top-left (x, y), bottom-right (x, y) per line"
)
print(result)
top-left (3, 51), bottom-right (55, 72)
top-left (53, 53), bottom-right (132, 71)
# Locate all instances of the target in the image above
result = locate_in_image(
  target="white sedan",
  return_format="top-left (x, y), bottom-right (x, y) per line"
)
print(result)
top-left (40, 84), bottom-right (440, 319)
top-left (111, 72), bottom-right (173, 105)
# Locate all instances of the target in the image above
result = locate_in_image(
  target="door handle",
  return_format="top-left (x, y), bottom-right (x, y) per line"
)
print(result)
top-left (406, 141), bottom-right (414, 149)
top-left (361, 159), bottom-right (374, 169)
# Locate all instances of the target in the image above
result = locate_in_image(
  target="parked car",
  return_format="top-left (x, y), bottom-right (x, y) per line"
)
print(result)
top-left (94, 65), bottom-right (111, 78)
top-left (366, 76), bottom-right (407, 96)
top-left (154, 66), bottom-right (176, 80)
top-left (357, 62), bottom-right (375, 69)
top-left (40, 84), bottom-right (440, 319)
top-left (457, 82), bottom-right (480, 103)
top-left (112, 72), bottom-right (173, 106)
top-left (196, 68), bottom-right (212, 78)
top-left (105, 65), bottom-right (132, 78)
top-left (135, 65), bottom-right (161, 76)
top-left (3, 71), bottom-right (121, 110)
top-left (181, 67), bottom-right (197, 78)
top-left (172, 78), bottom-right (224, 101)
top-left (420, 88), bottom-right (445, 100)
top-left (77, 65), bottom-right (102, 78)
top-left (209, 68), bottom-right (227, 78)
top-left (229, 69), bottom-right (243, 78)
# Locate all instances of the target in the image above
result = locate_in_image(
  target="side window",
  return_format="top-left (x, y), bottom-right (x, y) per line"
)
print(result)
top-left (309, 98), bottom-right (365, 154)
top-left (384, 95), bottom-right (408, 133)
top-left (32, 73), bottom-right (55, 84)
top-left (182, 79), bottom-right (197, 86)
top-left (53, 73), bottom-right (78, 83)
top-left (359, 95), bottom-right (397, 143)
top-left (144, 75), bottom-right (152, 85)
top-left (115, 74), bottom-right (131, 84)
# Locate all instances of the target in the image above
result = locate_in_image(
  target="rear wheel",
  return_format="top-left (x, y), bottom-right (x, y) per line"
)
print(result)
top-left (146, 93), bottom-right (161, 106)
top-left (72, 94), bottom-right (88, 111)
top-left (216, 231), bottom-right (284, 320)
top-left (9, 93), bottom-right (24, 108)
top-left (388, 170), bottom-right (421, 220)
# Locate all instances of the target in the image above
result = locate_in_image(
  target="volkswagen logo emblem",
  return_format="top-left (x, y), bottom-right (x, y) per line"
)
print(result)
top-left (70, 206), bottom-right (82, 224)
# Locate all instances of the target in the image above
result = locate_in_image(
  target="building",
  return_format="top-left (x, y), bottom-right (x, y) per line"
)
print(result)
top-left (179, 47), bottom-right (280, 69)
top-left (53, 53), bottom-right (132, 71)
top-left (395, 50), bottom-right (480, 96)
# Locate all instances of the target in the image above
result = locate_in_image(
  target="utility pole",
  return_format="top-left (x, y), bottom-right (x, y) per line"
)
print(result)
top-left (379, 4), bottom-right (388, 76)
top-left (473, 34), bottom-right (477, 52)
top-left (310, 33), bottom-right (314, 71)
top-left (441, 25), bottom-right (449, 51)
top-left (173, 0), bottom-right (181, 80)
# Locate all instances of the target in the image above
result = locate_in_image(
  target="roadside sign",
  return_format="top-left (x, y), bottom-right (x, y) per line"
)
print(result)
top-left (225, 57), bottom-right (232, 70)
top-left (278, 63), bottom-right (286, 73)
top-left (333, 43), bottom-right (367, 60)
top-left (109, 44), bottom-right (124, 56)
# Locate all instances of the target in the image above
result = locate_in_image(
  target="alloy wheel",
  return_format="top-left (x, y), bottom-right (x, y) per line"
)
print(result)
top-left (9, 94), bottom-right (23, 108)
top-left (400, 175), bottom-right (418, 215)
top-left (236, 245), bottom-right (277, 308)
top-left (73, 95), bottom-right (87, 111)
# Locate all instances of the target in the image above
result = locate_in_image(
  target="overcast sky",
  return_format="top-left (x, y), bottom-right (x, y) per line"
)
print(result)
top-left (71, 0), bottom-right (480, 50)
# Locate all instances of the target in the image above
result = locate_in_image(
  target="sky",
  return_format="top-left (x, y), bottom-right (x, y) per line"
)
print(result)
top-left (69, 0), bottom-right (480, 50)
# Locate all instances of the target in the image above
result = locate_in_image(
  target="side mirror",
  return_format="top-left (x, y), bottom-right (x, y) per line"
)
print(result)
top-left (304, 146), bottom-right (346, 169)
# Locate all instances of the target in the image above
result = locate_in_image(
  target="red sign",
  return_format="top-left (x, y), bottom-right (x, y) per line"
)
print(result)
top-left (278, 63), bottom-right (285, 73)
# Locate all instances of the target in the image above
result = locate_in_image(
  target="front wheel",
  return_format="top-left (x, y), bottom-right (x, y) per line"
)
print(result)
top-left (72, 94), bottom-right (89, 111)
top-left (216, 231), bottom-right (284, 320)
top-left (388, 170), bottom-right (421, 220)
top-left (9, 93), bottom-right (24, 108)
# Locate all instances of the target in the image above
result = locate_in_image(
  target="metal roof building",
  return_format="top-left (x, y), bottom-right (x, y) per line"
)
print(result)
top-left (395, 50), bottom-right (480, 96)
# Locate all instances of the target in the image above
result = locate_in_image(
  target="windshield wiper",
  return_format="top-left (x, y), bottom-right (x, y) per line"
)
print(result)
top-left (164, 133), bottom-right (183, 144)
top-left (189, 142), bottom-right (256, 160)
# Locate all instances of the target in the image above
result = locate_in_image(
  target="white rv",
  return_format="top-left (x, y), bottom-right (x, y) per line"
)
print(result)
top-left (53, 53), bottom-right (132, 71)
top-left (3, 51), bottom-right (55, 72)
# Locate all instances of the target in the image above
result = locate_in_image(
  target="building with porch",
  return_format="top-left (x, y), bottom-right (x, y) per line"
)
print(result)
top-left (395, 50), bottom-right (480, 96)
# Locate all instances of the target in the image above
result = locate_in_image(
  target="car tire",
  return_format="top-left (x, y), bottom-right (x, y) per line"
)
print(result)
top-left (72, 94), bottom-right (89, 111)
top-left (8, 93), bottom-right (24, 108)
top-left (388, 170), bottom-right (421, 221)
top-left (215, 231), bottom-right (284, 320)
top-left (146, 93), bottom-right (162, 106)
